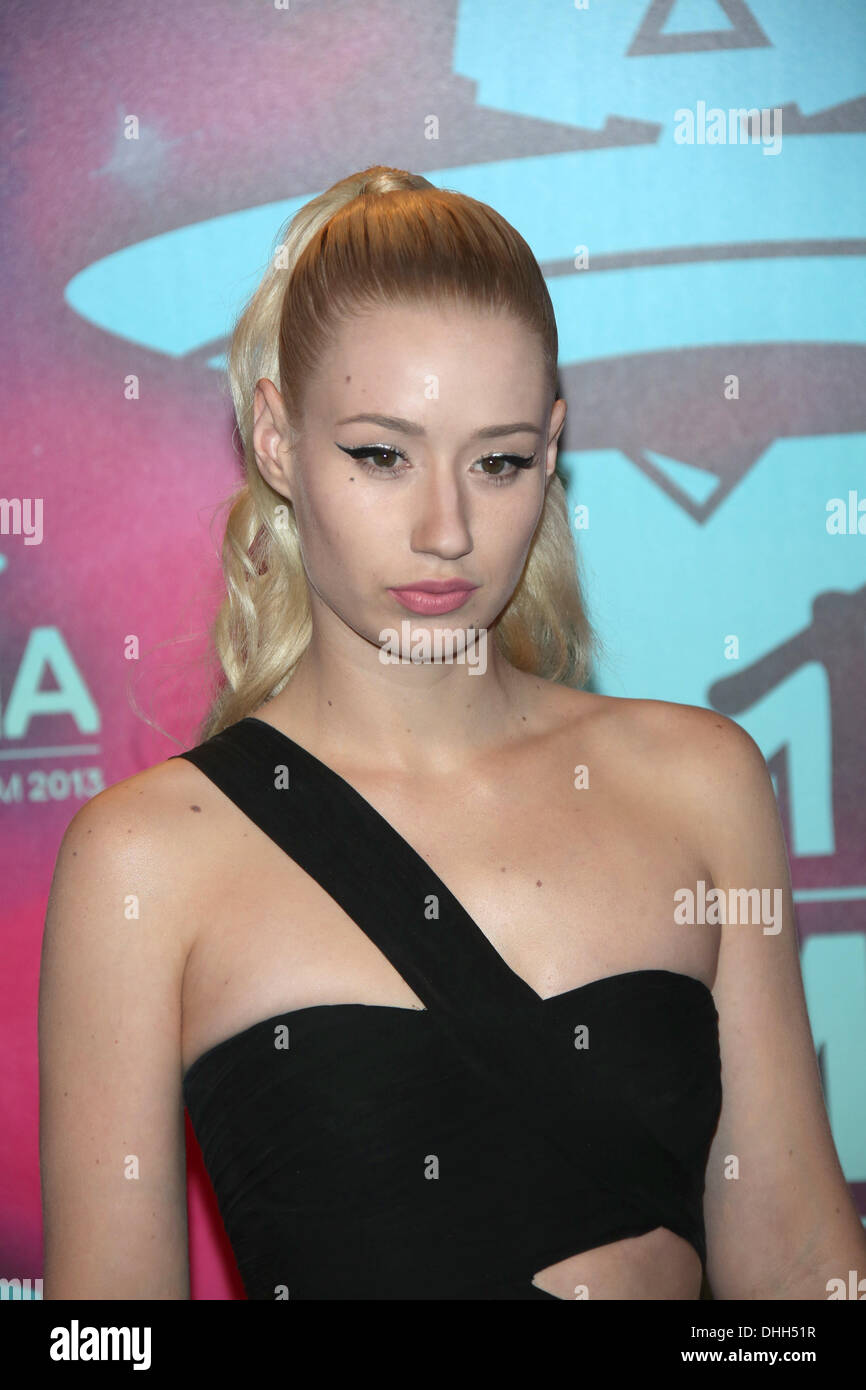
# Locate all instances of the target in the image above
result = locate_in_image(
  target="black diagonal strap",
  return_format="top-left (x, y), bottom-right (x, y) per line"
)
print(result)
top-left (174, 715), bottom-right (702, 1246)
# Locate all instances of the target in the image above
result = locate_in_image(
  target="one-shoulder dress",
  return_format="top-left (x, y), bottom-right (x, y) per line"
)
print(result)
top-left (174, 716), bottom-right (722, 1300)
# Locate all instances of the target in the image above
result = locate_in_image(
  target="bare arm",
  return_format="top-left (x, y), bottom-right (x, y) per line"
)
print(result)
top-left (681, 710), bottom-right (866, 1298)
top-left (39, 768), bottom-right (193, 1299)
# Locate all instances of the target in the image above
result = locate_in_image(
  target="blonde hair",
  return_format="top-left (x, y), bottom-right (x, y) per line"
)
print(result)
top-left (198, 165), bottom-right (598, 740)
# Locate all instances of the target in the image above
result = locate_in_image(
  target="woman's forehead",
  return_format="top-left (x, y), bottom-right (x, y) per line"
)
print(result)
top-left (310, 307), bottom-right (549, 408)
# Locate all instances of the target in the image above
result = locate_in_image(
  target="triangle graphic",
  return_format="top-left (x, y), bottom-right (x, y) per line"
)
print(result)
top-left (639, 449), bottom-right (721, 506)
top-left (627, 0), bottom-right (771, 55)
top-left (661, 0), bottom-right (735, 34)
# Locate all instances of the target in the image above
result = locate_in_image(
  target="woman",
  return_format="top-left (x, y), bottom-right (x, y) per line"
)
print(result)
top-left (39, 166), bottom-right (865, 1300)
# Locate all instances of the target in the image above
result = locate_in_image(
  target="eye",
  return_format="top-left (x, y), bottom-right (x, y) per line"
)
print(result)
top-left (472, 454), bottom-right (536, 483)
top-left (336, 444), bottom-right (408, 478)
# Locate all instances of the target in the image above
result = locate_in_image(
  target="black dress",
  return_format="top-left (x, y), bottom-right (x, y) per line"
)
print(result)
top-left (174, 716), bottom-right (722, 1300)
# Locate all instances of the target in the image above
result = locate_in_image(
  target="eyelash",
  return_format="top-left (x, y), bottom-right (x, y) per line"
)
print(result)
top-left (336, 443), bottom-right (537, 486)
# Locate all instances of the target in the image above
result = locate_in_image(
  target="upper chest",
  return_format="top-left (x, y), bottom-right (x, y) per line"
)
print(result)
top-left (180, 721), bottom-right (719, 1070)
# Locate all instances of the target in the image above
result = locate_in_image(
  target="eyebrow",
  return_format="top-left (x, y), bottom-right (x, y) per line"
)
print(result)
top-left (335, 412), bottom-right (542, 440)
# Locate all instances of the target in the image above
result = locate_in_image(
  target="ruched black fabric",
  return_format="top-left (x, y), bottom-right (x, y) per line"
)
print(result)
top-left (174, 716), bottom-right (722, 1300)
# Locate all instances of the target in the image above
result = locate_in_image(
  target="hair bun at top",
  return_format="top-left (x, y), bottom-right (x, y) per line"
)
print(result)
top-left (343, 164), bottom-right (436, 201)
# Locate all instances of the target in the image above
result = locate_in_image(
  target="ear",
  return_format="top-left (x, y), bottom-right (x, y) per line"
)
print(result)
top-left (544, 398), bottom-right (567, 482)
top-left (252, 378), bottom-right (294, 500)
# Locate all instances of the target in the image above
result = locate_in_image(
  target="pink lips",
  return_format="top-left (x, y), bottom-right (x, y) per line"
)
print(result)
top-left (387, 580), bottom-right (478, 615)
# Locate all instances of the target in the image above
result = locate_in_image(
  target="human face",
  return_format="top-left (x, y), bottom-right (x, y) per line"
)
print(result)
top-left (253, 301), bottom-right (566, 659)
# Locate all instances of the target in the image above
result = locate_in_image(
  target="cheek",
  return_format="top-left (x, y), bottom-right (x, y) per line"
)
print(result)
top-left (292, 479), bottom-right (386, 586)
top-left (482, 486), bottom-right (546, 552)
top-left (493, 492), bottom-right (548, 581)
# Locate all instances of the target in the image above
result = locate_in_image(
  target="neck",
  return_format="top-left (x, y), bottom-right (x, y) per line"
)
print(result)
top-left (259, 617), bottom-right (538, 778)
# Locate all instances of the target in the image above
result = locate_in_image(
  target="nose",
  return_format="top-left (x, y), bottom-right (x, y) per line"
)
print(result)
top-left (409, 461), bottom-right (474, 561)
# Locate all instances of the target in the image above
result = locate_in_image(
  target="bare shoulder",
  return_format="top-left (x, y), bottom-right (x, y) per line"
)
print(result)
top-left (577, 689), bottom-right (753, 750)
top-left (554, 687), bottom-right (763, 779)
top-left (549, 688), bottom-right (772, 862)
top-left (603, 697), bottom-right (774, 863)
top-left (68, 745), bottom-right (212, 826)
top-left (52, 751), bottom-right (219, 960)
